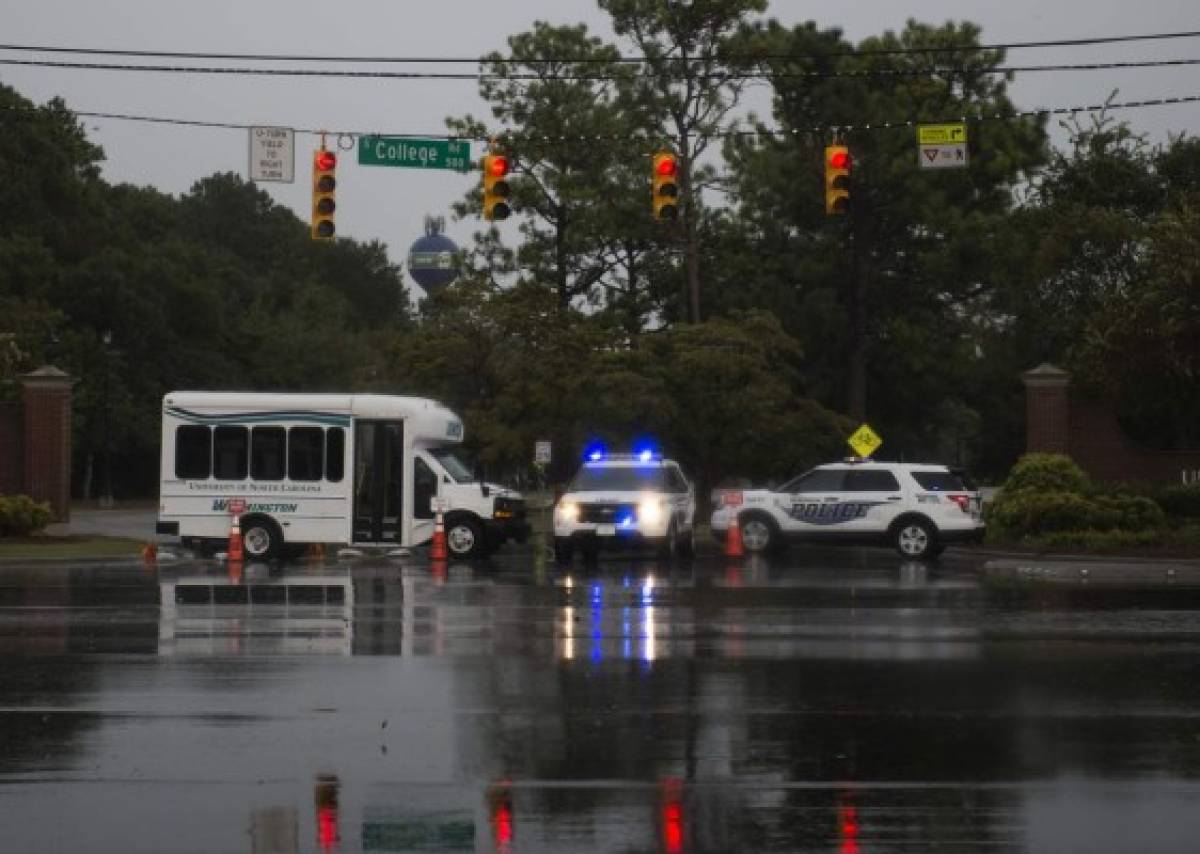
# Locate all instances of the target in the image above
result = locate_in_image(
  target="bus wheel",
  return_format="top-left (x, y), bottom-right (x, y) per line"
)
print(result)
top-left (445, 515), bottom-right (484, 559)
top-left (241, 516), bottom-right (281, 561)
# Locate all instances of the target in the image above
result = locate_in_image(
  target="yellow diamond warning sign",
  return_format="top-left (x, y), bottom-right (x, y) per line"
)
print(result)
top-left (847, 423), bottom-right (883, 459)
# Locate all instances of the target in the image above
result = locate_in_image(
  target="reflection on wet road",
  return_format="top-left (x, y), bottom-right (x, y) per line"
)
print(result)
top-left (3, 550), bottom-right (1200, 852)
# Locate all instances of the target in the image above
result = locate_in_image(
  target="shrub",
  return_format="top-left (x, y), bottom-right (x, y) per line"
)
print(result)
top-left (1093, 494), bottom-right (1166, 530)
top-left (1000, 453), bottom-right (1090, 495)
top-left (989, 491), bottom-right (1101, 537)
top-left (0, 494), bottom-right (55, 537)
top-left (1154, 484), bottom-right (1200, 520)
top-left (987, 491), bottom-right (1166, 539)
top-left (1033, 529), bottom-right (1168, 552)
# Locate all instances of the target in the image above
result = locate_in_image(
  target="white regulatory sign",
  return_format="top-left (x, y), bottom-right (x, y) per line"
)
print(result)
top-left (535, 440), bottom-right (552, 465)
top-left (919, 143), bottom-right (969, 170)
top-left (249, 126), bottom-right (295, 183)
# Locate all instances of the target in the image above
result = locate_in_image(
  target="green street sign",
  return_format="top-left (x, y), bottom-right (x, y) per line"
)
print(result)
top-left (357, 136), bottom-right (472, 173)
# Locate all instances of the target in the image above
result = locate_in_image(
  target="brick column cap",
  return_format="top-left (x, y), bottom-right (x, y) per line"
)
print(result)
top-left (1022, 362), bottom-right (1070, 389)
top-left (19, 365), bottom-right (75, 391)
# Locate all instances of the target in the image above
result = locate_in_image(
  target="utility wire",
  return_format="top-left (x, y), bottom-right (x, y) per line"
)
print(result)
top-left (2, 29), bottom-right (1200, 63)
top-left (4, 93), bottom-right (1197, 141)
top-left (3, 55), bottom-right (1200, 81)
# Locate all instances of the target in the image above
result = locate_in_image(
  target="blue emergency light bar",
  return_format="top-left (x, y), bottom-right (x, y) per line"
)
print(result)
top-left (582, 446), bottom-right (663, 463)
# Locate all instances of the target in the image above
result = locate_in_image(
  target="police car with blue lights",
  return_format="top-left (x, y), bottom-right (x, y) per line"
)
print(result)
top-left (710, 459), bottom-right (984, 560)
top-left (554, 448), bottom-right (697, 563)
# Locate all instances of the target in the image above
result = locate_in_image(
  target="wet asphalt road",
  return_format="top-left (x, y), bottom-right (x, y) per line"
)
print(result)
top-left (4, 546), bottom-right (1200, 853)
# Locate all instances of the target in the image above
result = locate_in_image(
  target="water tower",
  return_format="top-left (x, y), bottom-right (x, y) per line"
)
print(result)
top-left (407, 216), bottom-right (460, 296)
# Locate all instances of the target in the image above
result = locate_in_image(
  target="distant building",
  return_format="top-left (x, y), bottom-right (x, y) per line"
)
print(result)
top-left (1023, 363), bottom-right (1200, 485)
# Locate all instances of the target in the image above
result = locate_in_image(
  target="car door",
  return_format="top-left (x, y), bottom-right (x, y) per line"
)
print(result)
top-left (840, 468), bottom-right (905, 534)
top-left (782, 468), bottom-right (851, 536)
top-left (666, 465), bottom-right (695, 529)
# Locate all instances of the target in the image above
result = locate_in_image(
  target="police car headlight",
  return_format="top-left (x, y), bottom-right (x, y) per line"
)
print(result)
top-left (556, 501), bottom-right (579, 523)
top-left (639, 499), bottom-right (665, 526)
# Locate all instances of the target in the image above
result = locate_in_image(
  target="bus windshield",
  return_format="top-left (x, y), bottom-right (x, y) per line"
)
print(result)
top-left (428, 447), bottom-right (475, 483)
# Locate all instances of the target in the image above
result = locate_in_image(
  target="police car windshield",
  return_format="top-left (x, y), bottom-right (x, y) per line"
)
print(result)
top-left (428, 448), bottom-right (474, 483)
top-left (570, 465), bottom-right (668, 492)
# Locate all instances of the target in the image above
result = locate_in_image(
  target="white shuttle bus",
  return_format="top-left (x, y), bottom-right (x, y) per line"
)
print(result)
top-left (156, 392), bottom-right (529, 559)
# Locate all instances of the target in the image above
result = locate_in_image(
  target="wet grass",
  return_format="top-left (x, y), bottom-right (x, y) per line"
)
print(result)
top-left (0, 535), bottom-right (146, 560)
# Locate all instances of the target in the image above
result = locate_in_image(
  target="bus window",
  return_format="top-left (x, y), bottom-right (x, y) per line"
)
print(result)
top-left (214, 426), bottom-right (248, 480)
top-left (288, 427), bottom-right (324, 482)
top-left (252, 426), bottom-right (286, 481)
top-left (176, 425), bottom-right (211, 479)
top-left (326, 428), bottom-right (345, 482)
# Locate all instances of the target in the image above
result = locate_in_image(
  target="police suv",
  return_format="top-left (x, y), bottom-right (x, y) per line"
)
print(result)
top-left (710, 459), bottom-right (984, 559)
top-left (554, 450), bottom-right (696, 563)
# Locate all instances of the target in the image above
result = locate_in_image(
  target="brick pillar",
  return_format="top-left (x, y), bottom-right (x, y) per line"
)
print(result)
top-left (1022, 363), bottom-right (1071, 456)
top-left (0, 399), bottom-right (22, 495)
top-left (20, 366), bottom-right (74, 522)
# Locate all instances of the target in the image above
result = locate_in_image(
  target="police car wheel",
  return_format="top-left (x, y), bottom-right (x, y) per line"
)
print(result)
top-left (895, 519), bottom-right (937, 559)
top-left (741, 517), bottom-right (774, 553)
top-left (657, 523), bottom-right (678, 561)
top-left (678, 526), bottom-right (695, 558)
top-left (446, 517), bottom-right (484, 558)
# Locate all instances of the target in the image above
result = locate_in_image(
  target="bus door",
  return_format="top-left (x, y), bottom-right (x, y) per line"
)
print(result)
top-left (353, 421), bottom-right (405, 544)
top-left (410, 454), bottom-right (440, 545)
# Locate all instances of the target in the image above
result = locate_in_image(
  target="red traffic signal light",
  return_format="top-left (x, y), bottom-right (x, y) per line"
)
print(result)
top-left (824, 144), bottom-right (851, 215)
top-left (315, 150), bottom-right (337, 172)
top-left (652, 150), bottom-right (679, 221)
top-left (311, 149), bottom-right (338, 240)
top-left (487, 155), bottom-right (509, 177)
top-left (482, 152), bottom-right (512, 221)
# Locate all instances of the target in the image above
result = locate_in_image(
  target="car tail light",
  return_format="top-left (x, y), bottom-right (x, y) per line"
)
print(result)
top-left (947, 494), bottom-right (971, 513)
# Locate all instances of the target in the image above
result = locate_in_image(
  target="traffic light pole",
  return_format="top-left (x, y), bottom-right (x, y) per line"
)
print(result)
top-left (681, 140), bottom-right (701, 325)
top-left (847, 222), bottom-right (867, 422)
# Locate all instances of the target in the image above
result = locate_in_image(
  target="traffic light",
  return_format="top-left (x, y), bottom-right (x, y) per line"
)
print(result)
top-left (825, 144), bottom-right (851, 215)
top-left (482, 153), bottom-right (512, 221)
top-left (311, 149), bottom-right (337, 240)
top-left (652, 150), bottom-right (679, 221)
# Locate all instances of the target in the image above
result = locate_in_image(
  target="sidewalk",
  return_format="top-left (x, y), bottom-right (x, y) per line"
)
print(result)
top-left (44, 503), bottom-right (166, 543)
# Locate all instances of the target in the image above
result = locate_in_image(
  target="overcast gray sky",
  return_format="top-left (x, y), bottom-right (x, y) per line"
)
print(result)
top-left (2, 0), bottom-right (1198, 294)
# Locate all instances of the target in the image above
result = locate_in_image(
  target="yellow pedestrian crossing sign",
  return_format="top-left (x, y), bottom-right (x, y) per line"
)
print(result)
top-left (847, 423), bottom-right (883, 458)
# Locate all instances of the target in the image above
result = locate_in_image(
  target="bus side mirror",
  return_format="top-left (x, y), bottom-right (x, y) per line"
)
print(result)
top-left (475, 462), bottom-right (490, 497)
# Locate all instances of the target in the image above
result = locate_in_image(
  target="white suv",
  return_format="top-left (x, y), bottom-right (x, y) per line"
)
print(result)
top-left (710, 459), bottom-right (984, 560)
top-left (554, 451), bottom-right (696, 563)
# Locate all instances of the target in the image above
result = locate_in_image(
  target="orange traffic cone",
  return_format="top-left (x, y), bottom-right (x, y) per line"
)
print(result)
top-left (430, 511), bottom-right (448, 561)
top-left (724, 518), bottom-right (744, 558)
top-left (228, 514), bottom-right (244, 562)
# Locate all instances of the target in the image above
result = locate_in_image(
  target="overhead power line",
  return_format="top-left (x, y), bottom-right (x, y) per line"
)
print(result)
top-left (2, 55), bottom-right (1200, 81)
top-left (4, 93), bottom-right (1197, 141)
top-left (2, 29), bottom-right (1200, 63)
